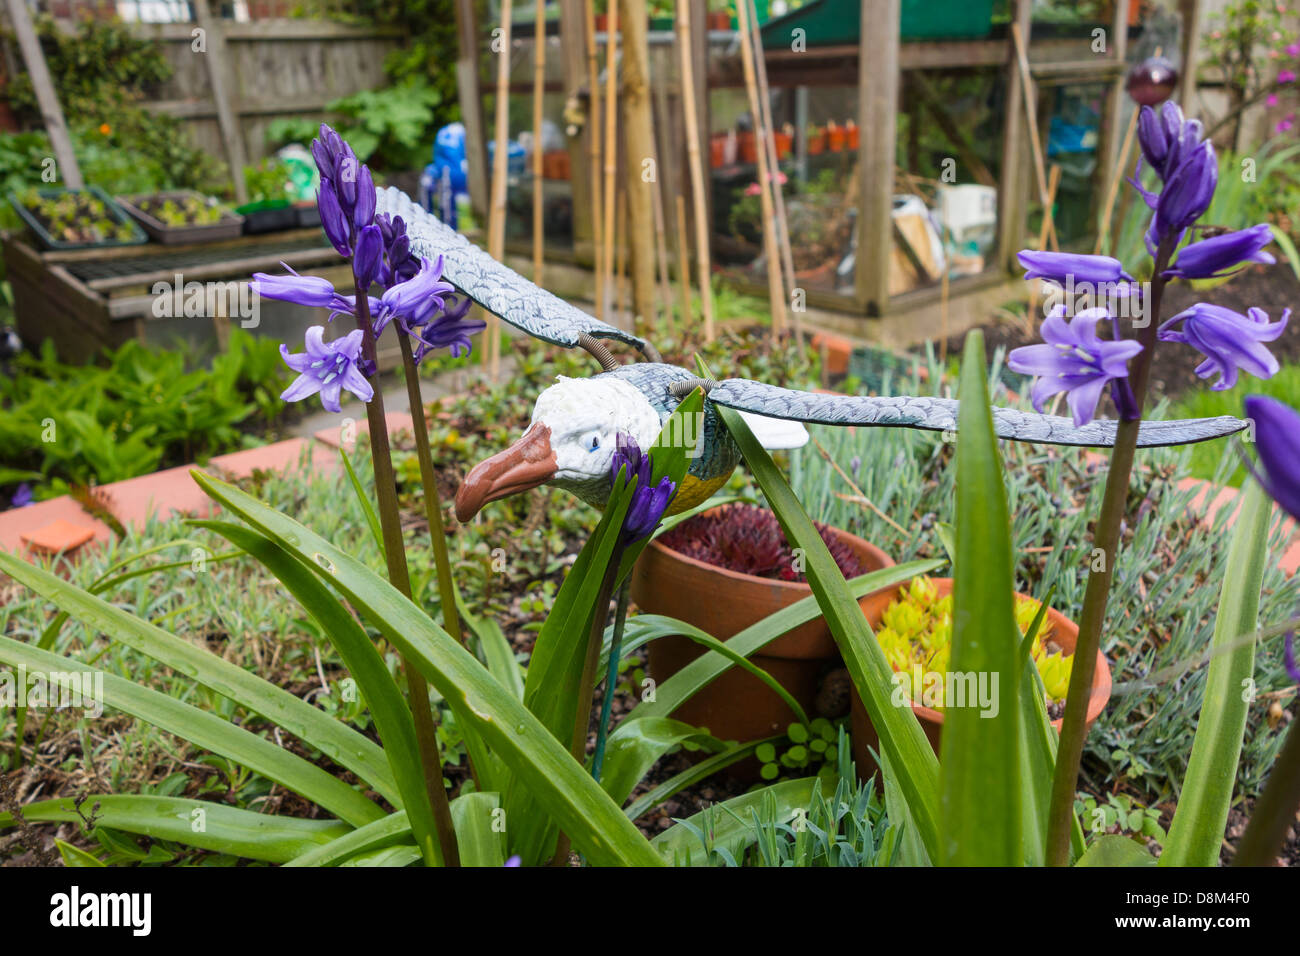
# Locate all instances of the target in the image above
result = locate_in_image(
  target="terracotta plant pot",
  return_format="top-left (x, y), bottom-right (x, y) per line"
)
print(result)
top-left (827, 124), bottom-right (847, 152)
top-left (807, 130), bottom-right (826, 155)
top-left (846, 123), bottom-right (859, 150)
top-left (595, 13), bottom-right (609, 32)
top-left (737, 130), bottom-right (758, 164)
top-left (708, 12), bottom-right (732, 30)
top-left (631, 507), bottom-right (896, 756)
top-left (542, 150), bottom-right (570, 180)
top-left (773, 130), bottom-right (793, 160)
top-left (709, 134), bottom-right (727, 169)
top-left (849, 578), bottom-right (1112, 785)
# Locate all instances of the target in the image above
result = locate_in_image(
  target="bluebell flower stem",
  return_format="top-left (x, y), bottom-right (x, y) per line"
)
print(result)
top-left (1231, 715), bottom-right (1300, 865)
top-left (1045, 236), bottom-right (1175, 866)
top-left (592, 578), bottom-right (633, 782)
top-left (354, 284), bottom-right (461, 867)
top-left (397, 333), bottom-right (480, 792)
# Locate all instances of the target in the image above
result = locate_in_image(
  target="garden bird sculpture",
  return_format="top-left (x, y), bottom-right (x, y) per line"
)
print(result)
top-left (372, 187), bottom-right (1248, 522)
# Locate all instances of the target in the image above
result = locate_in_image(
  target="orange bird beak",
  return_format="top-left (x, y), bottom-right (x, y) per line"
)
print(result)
top-left (454, 422), bottom-right (558, 522)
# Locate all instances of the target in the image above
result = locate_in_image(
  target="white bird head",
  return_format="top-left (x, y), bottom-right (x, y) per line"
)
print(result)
top-left (455, 375), bottom-right (662, 520)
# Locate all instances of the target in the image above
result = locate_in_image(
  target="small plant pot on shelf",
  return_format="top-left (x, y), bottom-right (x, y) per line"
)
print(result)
top-left (806, 130), bottom-right (827, 155)
top-left (709, 134), bottom-right (727, 168)
top-left (827, 124), bottom-right (847, 152)
top-left (630, 504), bottom-right (896, 776)
top-left (295, 200), bottom-right (322, 229)
top-left (116, 190), bottom-right (243, 245)
top-left (9, 186), bottom-right (147, 251)
top-left (737, 130), bottom-right (758, 164)
top-left (708, 12), bottom-right (731, 30)
top-left (234, 198), bottom-right (298, 235)
top-left (774, 130), bottom-right (793, 160)
top-left (542, 149), bottom-right (571, 180)
top-left (848, 577), bottom-right (1112, 786)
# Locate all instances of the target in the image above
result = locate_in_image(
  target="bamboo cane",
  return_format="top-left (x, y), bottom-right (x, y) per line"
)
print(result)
top-left (676, 1), bottom-right (715, 342)
top-left (1025, 163), bottom-right (1062, 333)
top-left (747, 0), bottom-right (798, 341)
top-left (1011, 22), bottom-right (1058, 253)
top-left (620, 0), bottom-right (657, 332)
top-left (675, 194), bottom-right (693, 323)
top-left (530, 11), bottom-right (546, 283)
top-left (1094, 105), bottom-right (1140, 255)
top-left (532, 11), bottom-right (546, 285)
top-left (486, 0), bottom-right (514, 380)
top-left (584, 0), bottom-right (604, 317)
top-left (602, 0), bottom-right (619, 322)
top-left (735, 0), bottom-right (787, 337)
top-left (615, 184), bottom-right (629, 321)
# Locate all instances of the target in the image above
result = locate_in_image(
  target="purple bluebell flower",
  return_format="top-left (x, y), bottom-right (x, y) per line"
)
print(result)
top-left (1164, 224), bottom-right (1276, 279)
top-left (1007, 305), bottom-right (1144, 427)
top-left (352, 224), bottom-right (383, 290)
top-left (1017, 250), bottom-right (1136, 295)
top-left (1153, 141), bottom-right (1217, 240)
top-left (280, 326), bottom-right (374, 413)
top-left (1243, 396), bottom-right (1300, 523)
top-left (252, 266), bottom-right (348, 311)
top-left (1286, 630), bottom-right (1300, 684)
top-left (610, 434), bottom-right (676, 543)
top-left (376, 213), bottom-right (419, 286)
top-left (318, 184), bottom-right (350, 256)
top-left (372, 256), bottom-right (458, 336)
top-left (310, 123), bottom-right (377, 255)
top-left (11, 483), bottom-right (33, 508)
top-left (410, 294), bottom-right (484, 362)
top-left (504, 855), bottom-right (522, 867)
top-left (1158, 304), bottom-right (1289, 391)
top-left (353, 165), bottom-right (376, 231)
top-left (1137, 102), bottom-right (1205, 182)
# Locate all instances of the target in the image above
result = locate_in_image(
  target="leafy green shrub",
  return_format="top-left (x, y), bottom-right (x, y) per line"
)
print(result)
top-left (0, 331), bottom-right (289, 496)
top-left (266, 79), bottom-right (444, 172)
top-left (0, 16), bottom-right (225, 201)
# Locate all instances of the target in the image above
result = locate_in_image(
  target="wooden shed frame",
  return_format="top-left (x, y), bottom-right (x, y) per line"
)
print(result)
top-left (453, 1), bottom-right (1200, 342)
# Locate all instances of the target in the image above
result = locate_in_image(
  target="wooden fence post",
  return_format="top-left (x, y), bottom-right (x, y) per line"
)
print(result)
top-left (4, 0), bottom-right (83, 189)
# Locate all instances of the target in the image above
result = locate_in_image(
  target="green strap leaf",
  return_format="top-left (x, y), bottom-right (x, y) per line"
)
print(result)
top-left (3, 795), bottom-right (351, 864)
top-left (1075, 834), bottom-right (1157, 867)
top-left (1161, 480), bottom-right (1271, 867)
top-left (285, 812), bottom-right (412, 867)
top-left (0, 550), bottom-right (398, 808)
top-left (716, 404), bottom-right (942, 861)
top-left (652, 778), bottom-right (818, 866)
top-left (191, 471), bottom-right (663, 867)
top-left (0, 636), bottom-right (386, 828)
top-left (597, 717), bottom-right (723, 807)
top-left (194, 519), bottom-right (443, 868)
top-left (940, 330), bottom-right (1021, 866)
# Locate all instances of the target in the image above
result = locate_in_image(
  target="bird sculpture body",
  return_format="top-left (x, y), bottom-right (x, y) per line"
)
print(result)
top-left (372, 186), bottom-right (1249, 522)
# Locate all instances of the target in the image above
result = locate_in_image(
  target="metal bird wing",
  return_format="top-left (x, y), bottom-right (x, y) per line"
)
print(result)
top-left (374, 186), bottom-right (650, 354)
top-left (706, 379), bottom-right (1248, 448)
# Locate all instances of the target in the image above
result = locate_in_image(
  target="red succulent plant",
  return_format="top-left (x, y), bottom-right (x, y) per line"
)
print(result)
top-left (659, 504), bottom-right (862, 583)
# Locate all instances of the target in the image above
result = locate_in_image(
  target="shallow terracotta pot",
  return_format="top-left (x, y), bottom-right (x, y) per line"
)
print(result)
top-left (708, 12), bottom-right (732, 30)
top-left (631, 508), bottom-right (895, 751)
top-left (807, 131), bottom-right (826, 155)
top-left (849, 577), bottom-right (1112, 785)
